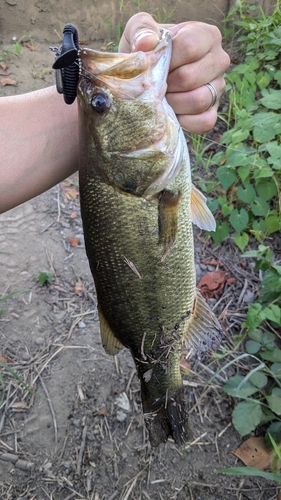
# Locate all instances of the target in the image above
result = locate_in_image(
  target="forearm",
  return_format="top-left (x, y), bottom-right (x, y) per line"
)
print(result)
top-left (0, 86), bottom-right (78, 213)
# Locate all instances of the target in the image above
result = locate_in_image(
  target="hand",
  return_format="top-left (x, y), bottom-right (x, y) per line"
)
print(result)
top-left (119, 13), bottom-right (230, 134)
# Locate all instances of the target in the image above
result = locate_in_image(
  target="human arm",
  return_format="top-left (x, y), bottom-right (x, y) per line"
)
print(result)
top-left (0, 86), bottom-right (78, 213)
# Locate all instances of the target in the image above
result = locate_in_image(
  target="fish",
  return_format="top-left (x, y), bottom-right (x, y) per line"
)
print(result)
top-left (77, 29), bottom-right (222, 447)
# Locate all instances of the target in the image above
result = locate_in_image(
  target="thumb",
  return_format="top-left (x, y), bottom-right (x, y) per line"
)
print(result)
top-left (119, 12), bottom-right (161, 53)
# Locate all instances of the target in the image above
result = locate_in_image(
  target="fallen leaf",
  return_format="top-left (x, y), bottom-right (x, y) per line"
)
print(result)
top-left (26, 43), bottom-right (37, 51)
top-left (74, 284), bottom-right (84, 294)
top-left (68, 237), bottom-right (80, 247)
top-left (231, 437), bottom-right (272, 471)
top-left (70, 211), bottom-right (77, 219)
top-left (0, 355), bottom-right (8, 363)
top-left (0, 63), bottom-right (7, 71)
top-left (1, 77), bottom-right (17, 86)
top-left (197, 270), bottom-right (231, 299)
top-left (0, 69), bottom-right (10, 76)
top-left (226, 277), bottom-right (236, 285)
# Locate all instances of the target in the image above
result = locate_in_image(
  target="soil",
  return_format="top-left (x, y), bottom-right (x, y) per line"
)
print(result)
top-left (1, 24), bottom-right (281, 500)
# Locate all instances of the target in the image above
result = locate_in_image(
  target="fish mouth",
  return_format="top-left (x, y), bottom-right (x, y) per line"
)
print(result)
top-left (79, 29), bottom-right (172, 102)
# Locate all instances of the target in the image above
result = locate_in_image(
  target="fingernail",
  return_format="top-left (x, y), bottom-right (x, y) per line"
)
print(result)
top-left (132, 29), bottom-right (159, 51)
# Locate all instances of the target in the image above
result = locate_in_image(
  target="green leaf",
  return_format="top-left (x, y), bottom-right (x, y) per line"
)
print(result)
top-left (256, 178), bottom-right (277, 201)
top-left (261, 305), bottom-right (281, 325)
top-left (264, 141), bottom-right (281, 164)
top-left (251, 197), bottom-right (269, 216)
top-left (232, 401), bottom-right (263, 436)
top-left (245, 303), bottom-right (263, 331)
top-left (266, 388), bottom-right (281, 415)
top-left (274, 69), bottom-right (281, 85)
top-left (248, 329), bottom-right (263, 343)
top-left (207, 198), bottom-right (219, 212)
top-left (38, 270), bottom-right (53, 286)
top-left (265, 212), bottom-right (281, 235)
top-left (260, 348), bottom-right (281, 363)
top-left (223, 375), bottom-right (258, 398)
top-left (238, 165), bottom-right (251, 183)
top-left (262, 332), bottom-right (276, 345)
top-left (256, 71), bottom-right (272, 90)
top-left (229, 208), bottom-right (249, 233)
top-left (259, 88), bottom-right (281, 110)
top-left (216, 165), bottom-right (237, 190)
top-left (252, 112), bottom-right (281, 142)
top-left (217, 467), bottom-right (281, 484)
top-left (271, 363), bottom-right (281, 379)
top-left (245, 340), bottom-right (261, 354)
top-left (211, 222), bottom-right (230, 245)
top-left (235, 232), bottom-right (249, 251)
top-left (249, 371), bottom-right (268, 389)
top-left (237, 183), bottom-right (256, 204)
top-left (265, 422), bottom-right (281, 448)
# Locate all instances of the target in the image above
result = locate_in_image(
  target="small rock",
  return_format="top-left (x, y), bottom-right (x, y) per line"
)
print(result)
top-left (207, 298), bottom-right (217, 308)
top-left (35, 337), bottom-right (44, 346)
top-left (243, 290), bottom-right (255, 304)
top-left (78, 321), bottom-right (86, 329)
top-left (21, 352), bottom-right (31, 361)
top-left (116, 410), bottom-right (127, 422)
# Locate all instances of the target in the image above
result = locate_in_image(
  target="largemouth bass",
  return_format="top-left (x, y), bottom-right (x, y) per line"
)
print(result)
top-left (77, 29), bottom-right (222, 447)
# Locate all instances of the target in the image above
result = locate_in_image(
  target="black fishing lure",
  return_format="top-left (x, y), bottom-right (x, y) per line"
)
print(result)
top-left (50, 23), bottom-right (80, 105)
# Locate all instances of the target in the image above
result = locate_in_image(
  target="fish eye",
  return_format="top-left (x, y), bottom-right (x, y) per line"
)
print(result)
top-left (90, 92), bottom-right (111, 113)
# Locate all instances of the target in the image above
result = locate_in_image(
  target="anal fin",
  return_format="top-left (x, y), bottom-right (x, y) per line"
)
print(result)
top-left (98, 307), bottom-right (124, 355)
top-left (184, 290), bottom-right (222, 352)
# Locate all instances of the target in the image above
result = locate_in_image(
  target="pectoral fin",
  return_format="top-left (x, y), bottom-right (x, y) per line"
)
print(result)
top-left (158, 189), bottom-right (182, 261)
top-left (191, 184), bottom-right (216, 231)
top-left (98, 307), bottom-right (124, 355)
top-left (184, 290), bottom-right (222, 352)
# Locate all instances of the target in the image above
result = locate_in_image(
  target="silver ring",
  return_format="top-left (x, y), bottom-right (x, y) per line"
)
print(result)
top-left (205, 82), bottom-right (218, 108)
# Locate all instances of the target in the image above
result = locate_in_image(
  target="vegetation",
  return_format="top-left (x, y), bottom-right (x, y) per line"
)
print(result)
top-left (204, 0), bottom-right (281, 251)
top-left (204, 0), bottom-right (281, 482)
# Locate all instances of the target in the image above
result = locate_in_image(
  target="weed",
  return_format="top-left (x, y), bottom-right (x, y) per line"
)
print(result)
top-left (218, 246), bottom-right (281, 444)
top-left (38, 270), bottom-right (53, 286)
top-left (207, 0), bottom-right (281, 250)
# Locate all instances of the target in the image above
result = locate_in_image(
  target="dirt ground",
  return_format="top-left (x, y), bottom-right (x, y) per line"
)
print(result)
top-left (1, 20), bottom-right (281, 500)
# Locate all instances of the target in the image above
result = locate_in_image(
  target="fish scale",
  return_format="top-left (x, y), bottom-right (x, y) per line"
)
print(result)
top-left (78, 29), bottom-right (222, 446)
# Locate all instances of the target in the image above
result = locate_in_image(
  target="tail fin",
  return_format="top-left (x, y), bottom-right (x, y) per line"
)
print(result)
top-left (142, 386), bottom-right (190, 447)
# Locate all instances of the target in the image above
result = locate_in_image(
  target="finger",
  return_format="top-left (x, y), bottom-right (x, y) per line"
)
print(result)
top-left (166, 77), bottom-right (225, 116)
top-left (168, 22), bottom-right (224, 71)
top-left (119, 12), bottom-right (161, 53)
top-left (166, 24), bottom-right (230, 92)
top-left (177, 105), bottom-right (219, 135)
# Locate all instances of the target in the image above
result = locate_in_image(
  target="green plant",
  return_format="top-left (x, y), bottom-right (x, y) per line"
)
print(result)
top-left (208, 0), bottom-right (281, 250)
top-left (0, 290), bottom-right (28, 315)
top-left (12, 42), bottom-right (22, 56)
top-left (218, 433), bottom-right (281, 484)
top-left (38, 270), bottom-right (53, 286)
top-left (221, 246), bottom-right (281, 437)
